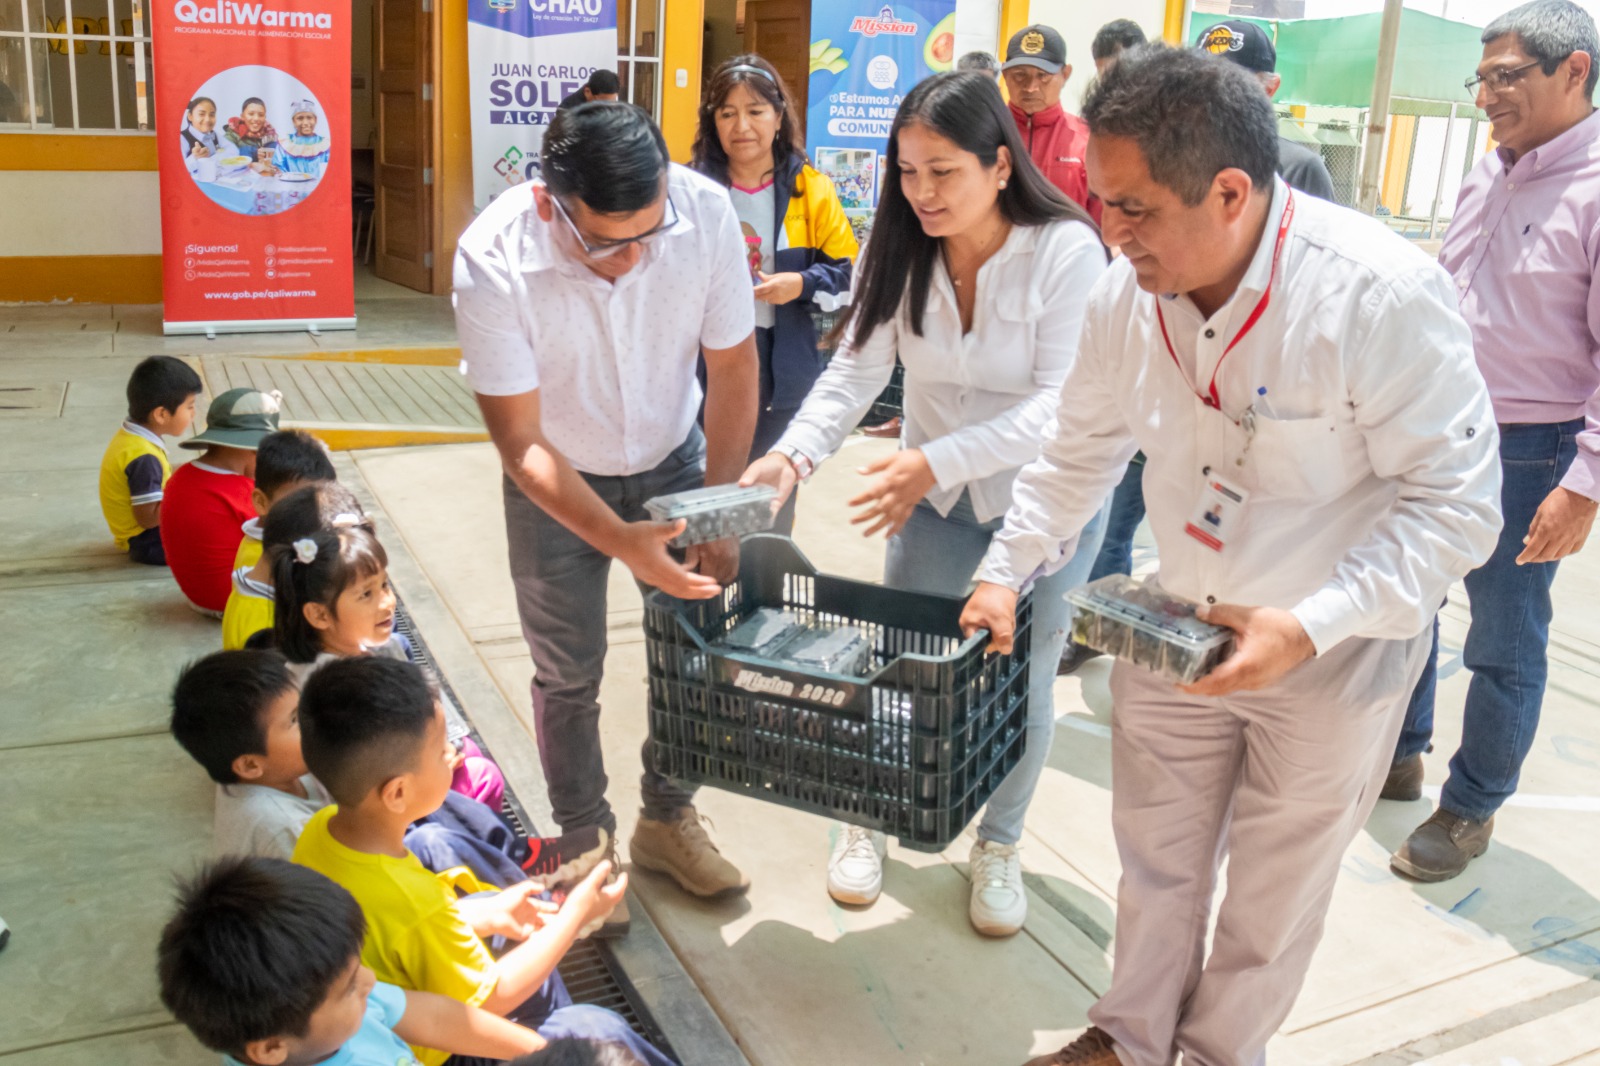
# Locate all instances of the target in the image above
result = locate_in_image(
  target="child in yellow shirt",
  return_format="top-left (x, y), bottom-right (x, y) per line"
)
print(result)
top-left (98, 356), bottom-right (202, 565)
top-left (291, 657), bottom-right (673, 1066)
top-left (222, 431), bottom-right (337, 649)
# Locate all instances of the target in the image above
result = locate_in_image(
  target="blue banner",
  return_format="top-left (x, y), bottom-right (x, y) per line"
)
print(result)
top-left (805, 0), bottom-right (957, 230)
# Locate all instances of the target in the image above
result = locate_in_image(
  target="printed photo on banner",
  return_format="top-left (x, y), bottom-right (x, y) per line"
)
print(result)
top-left (180, 65), bottom-right (329, 217)
top-left (816, 147), bottom-right (877, 210)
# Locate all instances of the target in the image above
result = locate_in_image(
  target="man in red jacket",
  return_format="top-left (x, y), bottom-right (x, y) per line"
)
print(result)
top-left (1001, 23), bottom-right (1101, 223)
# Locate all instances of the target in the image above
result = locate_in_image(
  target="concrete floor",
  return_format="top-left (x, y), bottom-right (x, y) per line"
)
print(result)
top-left (3, 302), bottom-right (1600, 1065)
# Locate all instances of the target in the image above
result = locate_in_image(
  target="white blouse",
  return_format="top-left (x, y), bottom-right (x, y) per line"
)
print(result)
top-left (775, 218), bottom-right (1106, 523)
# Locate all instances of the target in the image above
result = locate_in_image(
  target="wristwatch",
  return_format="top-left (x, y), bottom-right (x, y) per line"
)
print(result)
top-left (772, 444), bottom-right (815, 482)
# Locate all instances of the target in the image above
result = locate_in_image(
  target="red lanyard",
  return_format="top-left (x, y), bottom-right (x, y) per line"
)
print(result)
top-left (1155, 192), bottom-right (1296, 411)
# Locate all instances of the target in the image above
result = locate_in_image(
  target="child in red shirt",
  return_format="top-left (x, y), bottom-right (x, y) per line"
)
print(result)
top-left (163, 388), bottom-right (282, 614)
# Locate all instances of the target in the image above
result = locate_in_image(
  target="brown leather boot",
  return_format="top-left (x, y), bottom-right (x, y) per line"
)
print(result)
top-left (629, 806), bottom-right (751, 898)
top-left (1022, 1027), bottom-right (1120, 1065)
top-left (1391, 808), bottom-right (1493, 882)
top-left (1380, 753), bottom-right (1425, 801)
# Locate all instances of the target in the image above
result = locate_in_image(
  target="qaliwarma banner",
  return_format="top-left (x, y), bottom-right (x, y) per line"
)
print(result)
top-left (467, 0), bottom-right (618, 212)
top-left (152, 0), bottom-right (353, 335)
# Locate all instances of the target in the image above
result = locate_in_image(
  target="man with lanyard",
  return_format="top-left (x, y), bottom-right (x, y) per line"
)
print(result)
top-left (1001, 23), bottom-right (1101, 222)
top-left (960, 47), bottom-right (1501, 1066)
top-left (1197, 20), bottom-right (1337, 201)
top-left (1385, 0), bottom-right (1600, 883)
top-left (453, 103), bottom-right (760, 932)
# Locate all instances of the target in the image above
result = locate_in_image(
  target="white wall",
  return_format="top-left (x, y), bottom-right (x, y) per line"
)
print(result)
top-left (955, 0), bottom-right (1002, 65)
top-left (1027, 0), bottom-right (1168, 113)
top-left (0, 170), bottom-right (161, 256)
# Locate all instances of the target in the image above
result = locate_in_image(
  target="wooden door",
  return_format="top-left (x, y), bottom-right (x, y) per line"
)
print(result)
top-left (375, 0), bottom-right (434, 292)
top-left (744, 0), bottom-right (810, 136)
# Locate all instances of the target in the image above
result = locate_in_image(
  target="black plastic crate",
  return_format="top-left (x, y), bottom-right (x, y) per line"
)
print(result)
top-left (645, 535), bottom-right (1032, 852)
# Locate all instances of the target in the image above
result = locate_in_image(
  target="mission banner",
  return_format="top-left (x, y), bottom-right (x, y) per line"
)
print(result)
top-left (805, 0), bottom-right (957, 231)
top-left (152, 0), bottom-right (353, 335)
top-left (467, 0), bottom-right (618, 212)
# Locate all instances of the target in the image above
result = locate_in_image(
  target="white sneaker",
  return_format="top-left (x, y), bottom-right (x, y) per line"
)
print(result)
top-left (968, 839), bottom-right (1027, 936)
top-left (827, 825), bottom-right (887, 905)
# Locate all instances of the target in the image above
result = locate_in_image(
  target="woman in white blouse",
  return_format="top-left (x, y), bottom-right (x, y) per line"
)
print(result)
top-left (742, 70), bottom-right (1109, 937)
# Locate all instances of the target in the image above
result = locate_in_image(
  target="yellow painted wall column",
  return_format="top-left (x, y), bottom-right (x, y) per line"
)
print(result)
top-left (1380, 113), bottom-right (1417, 215)
top-left (661, 0), bottom-right (707, 161)
top-left (1162, 0), bottom-right (1187, 43)
top-left (998, 0), bottom-right (1029, 51)
top-left (437, 0), bottom-right (475, 292)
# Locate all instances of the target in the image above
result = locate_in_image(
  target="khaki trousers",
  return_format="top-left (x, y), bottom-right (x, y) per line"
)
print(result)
top-left (1088, 628), bottom-right (1430, 1066)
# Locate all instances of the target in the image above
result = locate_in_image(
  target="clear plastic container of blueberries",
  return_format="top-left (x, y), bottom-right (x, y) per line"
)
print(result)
top-left (1066, 575), bottom-right (1235, 684)
top-left (716, 607), bottom-right (804, 657)
top-left (645, 484), bottom-right (779, 547)
top-left (774, 623), bottom-right (873, 677)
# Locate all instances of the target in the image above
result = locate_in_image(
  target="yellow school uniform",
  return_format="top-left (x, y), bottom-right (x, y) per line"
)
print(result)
top-left (98, 422), bottom-right (171, 550)
top-left (221, 567), bottom-right (275, 650)
top-left (291, 807), bottom-right (499, 1066)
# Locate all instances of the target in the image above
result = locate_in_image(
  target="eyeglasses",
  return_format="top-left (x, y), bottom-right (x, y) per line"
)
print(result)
top-left (1464, 59), bottom-right (1544, 98)
top-left (550, 192), bottom-right (679, 260)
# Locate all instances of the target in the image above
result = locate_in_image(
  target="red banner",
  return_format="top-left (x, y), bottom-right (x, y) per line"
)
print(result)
top-left (152, 0), bottom-right (353, 334)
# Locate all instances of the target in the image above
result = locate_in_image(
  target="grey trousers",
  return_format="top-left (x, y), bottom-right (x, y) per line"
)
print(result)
top-left (1089, 627), bottom-right (1430, 1066)
top-left (502, 430), bottom-right (706, 835)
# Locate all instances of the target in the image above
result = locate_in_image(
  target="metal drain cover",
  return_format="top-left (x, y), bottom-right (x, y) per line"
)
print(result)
top-left (0, 384), bottom-right (67, 418)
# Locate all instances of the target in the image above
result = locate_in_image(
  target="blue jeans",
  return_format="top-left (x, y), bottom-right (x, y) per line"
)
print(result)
top-left (884, 491), bottom-right (1108, 845)
top-left (1394, 419), bottom-right (1581, 822)
top-left (1088, 458), bottom-right (1146, 583)
top-left (504, 431), bottom-right (706, 835)
top-left (447, 971), bottom-right (677, 1066)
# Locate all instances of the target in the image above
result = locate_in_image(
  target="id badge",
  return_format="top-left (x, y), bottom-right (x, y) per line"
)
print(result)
top-left (1184, 474), bottom-right (1250, 553)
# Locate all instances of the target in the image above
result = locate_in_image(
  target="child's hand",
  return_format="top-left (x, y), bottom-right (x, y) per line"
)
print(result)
top-left (559, 860), bottom-right (626, 929)
top-left (459, 882), bottom-right (548, 941)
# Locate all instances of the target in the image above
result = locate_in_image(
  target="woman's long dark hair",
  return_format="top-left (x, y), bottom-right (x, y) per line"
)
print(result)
top-left (833, 70), bottom-right (1098, 347)
top-left (690, 54), bottom-right (808, 189)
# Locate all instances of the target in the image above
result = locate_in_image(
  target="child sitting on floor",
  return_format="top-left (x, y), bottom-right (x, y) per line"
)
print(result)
top-left (274, 523), bottom-right (507, 812)
top-left (224, 480), bottom-right (360, 652)
top-left (291, 657), bottom-right (672, 1066)
top-left (158, 855), bottom-right (547, 1065)
top-left (170, 643), bottom-right (539, 884)
top-left (163, 387), bottom-right (281, 615)
top-left (99, 355), bottom-right (202, 566)
top-left (171, 648), bottom-right (331, 860)
top-left (235, 429), bottom-right (337, 570)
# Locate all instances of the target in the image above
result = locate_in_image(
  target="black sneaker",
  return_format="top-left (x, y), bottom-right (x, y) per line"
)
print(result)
top-left (521, 825), bottom-right (611, 889)
top-left (1057, 643), bottom-right (1104, 676)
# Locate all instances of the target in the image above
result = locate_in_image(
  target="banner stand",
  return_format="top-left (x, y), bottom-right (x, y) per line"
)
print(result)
top-left (162, 316), bottom-right (358, 338)
top-left (152, 2), bottom-right (355, 334)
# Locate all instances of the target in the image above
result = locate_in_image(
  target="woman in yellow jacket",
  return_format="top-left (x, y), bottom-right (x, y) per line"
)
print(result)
top-left (692, 54), bottom-right (859, 530)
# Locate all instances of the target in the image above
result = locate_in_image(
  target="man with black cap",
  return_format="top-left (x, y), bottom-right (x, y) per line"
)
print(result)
top-left (1197, 20), bottom-right (1336, 200)
top-left (1002, 23), bottom-right (1101, 221)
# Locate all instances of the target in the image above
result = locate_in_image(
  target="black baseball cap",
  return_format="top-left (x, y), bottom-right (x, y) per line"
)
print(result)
top-left (1003, 24), bottom-right (1068, 74)
top-left (1195, 20), bottom-right (1276, 74)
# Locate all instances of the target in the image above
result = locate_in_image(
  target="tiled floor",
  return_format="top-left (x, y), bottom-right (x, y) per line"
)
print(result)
top-left (354, 437), bottom-right (1600, 1066)
top-left (4, 298), bottom-right (1600, 1066)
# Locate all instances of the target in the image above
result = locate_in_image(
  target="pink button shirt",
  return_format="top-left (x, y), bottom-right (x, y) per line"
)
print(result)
top-left (1440, 109), bottom-right (1600, 499)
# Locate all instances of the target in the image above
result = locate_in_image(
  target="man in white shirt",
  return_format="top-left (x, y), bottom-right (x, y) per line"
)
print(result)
top-left (961, 48), bottom-right (1503, 1066)
top-left (454, 104), bottom-right (760, 924)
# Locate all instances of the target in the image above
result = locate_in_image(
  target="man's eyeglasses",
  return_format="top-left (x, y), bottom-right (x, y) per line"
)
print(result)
top-left (550, 192), bottom-right (679, 260)
top-left (1464, 59), bottom-right (1545, 98)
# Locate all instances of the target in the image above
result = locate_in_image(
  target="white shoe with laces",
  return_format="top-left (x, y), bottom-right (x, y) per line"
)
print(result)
top-left (969, 839), bottom-right (1027, 936)
top-left (827, 825), bottom-right (887, 905)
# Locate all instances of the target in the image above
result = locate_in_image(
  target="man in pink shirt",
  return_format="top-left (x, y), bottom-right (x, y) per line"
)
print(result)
top-left (1387, 0), bottom-right (1599, 882)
